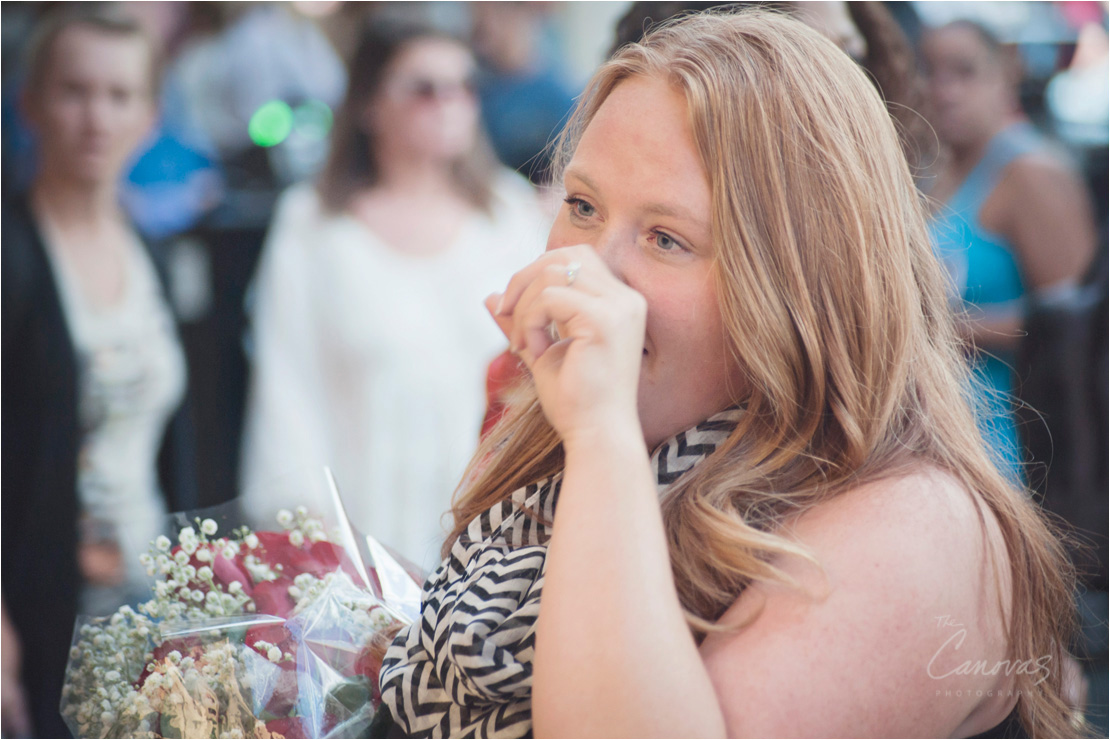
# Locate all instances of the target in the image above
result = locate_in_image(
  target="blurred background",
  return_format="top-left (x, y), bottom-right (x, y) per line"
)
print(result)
top-left (4, 0), bottom-right (1104, 511)
top-left (1, 2), bottom-right (1107, 737)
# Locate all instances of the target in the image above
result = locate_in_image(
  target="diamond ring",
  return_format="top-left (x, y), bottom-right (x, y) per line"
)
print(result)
top-left (565, 261), bottom-right (582, 287)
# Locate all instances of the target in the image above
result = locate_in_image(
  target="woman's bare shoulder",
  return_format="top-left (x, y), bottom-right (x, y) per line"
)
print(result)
top-left (784, 465), bottom-right (1014, 646)
top-left (700, 466), bottom-right (1019, 736)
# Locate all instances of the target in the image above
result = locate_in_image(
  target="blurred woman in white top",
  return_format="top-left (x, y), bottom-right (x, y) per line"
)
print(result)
top-left (240, 19), bottom-right (547, 571)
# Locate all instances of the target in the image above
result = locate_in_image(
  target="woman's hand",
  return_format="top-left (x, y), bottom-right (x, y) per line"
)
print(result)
top-left (486, 245), bottom-right (646, 446)
top-left (78, 540), bottom-right (125, 586)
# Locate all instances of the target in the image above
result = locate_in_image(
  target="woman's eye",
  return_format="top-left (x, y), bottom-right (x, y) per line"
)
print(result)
top-left (653, 230), bottom-right (681, 251)
top-left (564, 197), bottom-right (596, 219)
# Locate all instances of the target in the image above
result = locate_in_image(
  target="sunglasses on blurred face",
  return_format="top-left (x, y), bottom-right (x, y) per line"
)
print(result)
top-left (389, 76), bottom-right (477, 104)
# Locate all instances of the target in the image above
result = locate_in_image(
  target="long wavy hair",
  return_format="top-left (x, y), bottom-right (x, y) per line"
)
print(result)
top-left (445, 11), bottom-right (1078, 736)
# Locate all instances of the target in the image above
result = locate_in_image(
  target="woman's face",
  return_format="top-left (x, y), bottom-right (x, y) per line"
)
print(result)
top-left (368, 38), bottom-right (479, 163)
top-left (921, 25), bottom-right (1013, 147)
top-left (28, 25), bottom-right (154, 185)
top-left (547, 76), bottom-right (745, 450)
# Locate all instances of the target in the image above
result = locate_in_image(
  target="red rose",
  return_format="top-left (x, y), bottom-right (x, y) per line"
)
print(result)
top-left (212, 553), bottom-right (254, 596)
top-left (252, 578), bottom-right (296, 618)
top-left (265, 715), bottom-right (306, 739)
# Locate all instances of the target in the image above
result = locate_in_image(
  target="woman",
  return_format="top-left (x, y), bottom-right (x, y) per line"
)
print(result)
top-left (240, 21), bottom-right (546, 571)
top-left (2, 12), bottom-right (192, 737)
top-left (372, 12), bottom-right (1080, 738)
top-left (921, 20), bottom-right (1097, 478)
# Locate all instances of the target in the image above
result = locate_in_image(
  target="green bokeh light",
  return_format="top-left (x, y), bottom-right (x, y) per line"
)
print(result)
top-left (249, 100), bottom-right (294, 148)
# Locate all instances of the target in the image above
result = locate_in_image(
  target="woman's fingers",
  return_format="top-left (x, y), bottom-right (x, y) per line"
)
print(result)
top-left (497, 246), bottom-right (600, 318)
top-left (485, 293), bottom-right (513, 341)
top-left (513, 285), bottom-right (597, 365)
top-left (507, 257), bottom-right (599, 356)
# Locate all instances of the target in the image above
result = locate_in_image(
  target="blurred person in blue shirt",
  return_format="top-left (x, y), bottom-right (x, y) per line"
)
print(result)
top-left (470, 2), bottom-right (577, 184)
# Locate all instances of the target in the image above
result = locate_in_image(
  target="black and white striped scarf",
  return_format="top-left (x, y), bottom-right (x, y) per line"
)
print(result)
top-left (378, 408), bottom-right (742, 737)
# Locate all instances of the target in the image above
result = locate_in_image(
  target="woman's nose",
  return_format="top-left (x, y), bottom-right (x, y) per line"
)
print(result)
top-left (587, 226), bottom-right (632, 283)
top-left (84, 95), bottom-right (112, 134)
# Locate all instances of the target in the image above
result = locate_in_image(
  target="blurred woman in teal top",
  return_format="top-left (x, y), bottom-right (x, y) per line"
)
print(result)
top-left (921, 20), bottom-right (1096, 479)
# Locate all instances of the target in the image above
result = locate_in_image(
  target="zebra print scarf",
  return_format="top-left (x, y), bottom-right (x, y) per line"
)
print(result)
top-left (378, 408), bottom-right (742, 737)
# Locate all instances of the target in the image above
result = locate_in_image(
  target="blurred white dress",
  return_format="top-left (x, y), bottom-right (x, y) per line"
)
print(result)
top-left (240, 172), bottom-right (547, 571)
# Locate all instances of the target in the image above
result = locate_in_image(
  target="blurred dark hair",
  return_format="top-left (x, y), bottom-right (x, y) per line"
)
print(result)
top-left (610, 1), bottom-right (790, 56)
top-left (316, 20), bottom-right (497, 214)
top-left (23, 8), bottom-right (161, 99)
top-left (611, 2), bottom-right (935, 172)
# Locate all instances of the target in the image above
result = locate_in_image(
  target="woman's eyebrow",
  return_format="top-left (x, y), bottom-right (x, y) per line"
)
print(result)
top-left (563, 167), bottom-right (597, 192)
top-left (641, 201), bottom-right (699, 223)
top-left (565, 167), bottom-right (702, 225)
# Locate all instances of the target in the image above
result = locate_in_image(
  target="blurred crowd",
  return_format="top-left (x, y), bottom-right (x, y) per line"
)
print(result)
top-left (1, 2), bottom-right (1107, 738)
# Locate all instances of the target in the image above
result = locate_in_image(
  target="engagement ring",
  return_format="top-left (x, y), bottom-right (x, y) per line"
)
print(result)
top-left (565, 261), bottom-right (582, 287)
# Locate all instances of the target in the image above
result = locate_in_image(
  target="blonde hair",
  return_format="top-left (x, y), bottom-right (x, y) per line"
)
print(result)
top-left (446, 11), bottom-right (1078, 736)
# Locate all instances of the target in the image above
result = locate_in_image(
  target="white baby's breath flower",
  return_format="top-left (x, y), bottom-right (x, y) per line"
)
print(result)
top-left (178, 526), bottom-right (196, 542)
top-left (309, 529), bottom-right (327, 542)
top-left (245, 533), bottom-right (260, 549)
top-left (276, 509), bottom-right (294, 528)
top-left (295, 505), bottom-right (308, 518)
top-left (200, 519), bottom-right (218, 536)
top-left (228, 581), bottom-right (243, 594)
top-left (288, 586), bottom-right (302, 600)
top-left (191, 590), bottom-right (205, 603)
top-left (155, 535), bottom-right (172, 552)
top-left (173, 551), bottom-right (189, 567)
top-left (222, 542), bottom-right (239, 559)
top-left (267, 646), bottom-right (282, 662)
top-left (197, 566), bottom-right (213, 581)
top-left (288, 529), bottom-right (305, 547)
top-left (195, 548), bottom-right (212, 563)
top-left (104, 670), bottom-right (121, 682)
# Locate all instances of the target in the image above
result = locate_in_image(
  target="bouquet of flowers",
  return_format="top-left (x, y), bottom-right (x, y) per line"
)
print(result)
top-left (61, 471), bottom-right (422, 739)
